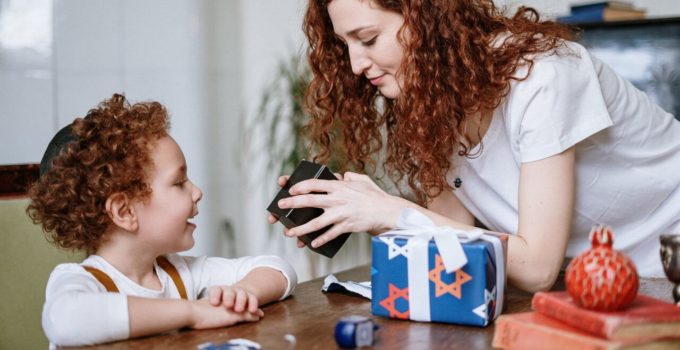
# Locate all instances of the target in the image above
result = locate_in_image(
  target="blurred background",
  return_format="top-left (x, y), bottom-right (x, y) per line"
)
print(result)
top-left (1, 0), bottom-right (679, 283)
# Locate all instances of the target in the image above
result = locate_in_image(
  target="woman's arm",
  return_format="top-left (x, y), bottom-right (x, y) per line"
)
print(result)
top-left (281, 148), bottom-right (575, 292)
top-left (423, 147), bottom-right (575, 292)
top-left (427, 187), bottom-right (476, 226)
top-left (511, 146), bottom-right (574, 291)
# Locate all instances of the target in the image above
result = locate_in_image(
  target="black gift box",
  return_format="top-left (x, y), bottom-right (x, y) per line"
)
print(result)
top-left (267, 160), bottom-right (350, 258)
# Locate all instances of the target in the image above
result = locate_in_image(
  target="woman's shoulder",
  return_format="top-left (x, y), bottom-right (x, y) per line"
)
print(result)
top-left (503, 40), bottom-right (601, 103)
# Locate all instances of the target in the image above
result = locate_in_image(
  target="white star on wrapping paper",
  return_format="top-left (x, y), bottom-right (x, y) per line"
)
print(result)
top-left (486, 286), bottom-right (496, 304)
top-left (379, 237), bottom-right (410, 260)
top-left (473, 303), bottom-right (487, 320)
top-left (485, 286), bottom-right (497, 315)
top-left (473, 287), bottom-right (497, 321)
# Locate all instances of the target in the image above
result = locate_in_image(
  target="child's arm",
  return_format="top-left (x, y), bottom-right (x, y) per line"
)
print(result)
top-left (43, 264), bottom-right (262, 347)
top-left (127, 296), bottom-right (262, 338)
top-left (188, 255), bottom-right (297, 313)
top-left (233, 267), bottom-right (288, 305)
top-left (206, 267), bottom-right (289, 313)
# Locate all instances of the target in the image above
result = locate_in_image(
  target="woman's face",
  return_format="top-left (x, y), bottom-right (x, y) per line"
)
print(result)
top-left (327, 0), bottom-right (406, 99)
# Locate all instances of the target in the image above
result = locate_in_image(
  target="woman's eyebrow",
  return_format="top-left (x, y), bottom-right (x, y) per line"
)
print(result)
top-left (342, 25), bottom-right (376, 37)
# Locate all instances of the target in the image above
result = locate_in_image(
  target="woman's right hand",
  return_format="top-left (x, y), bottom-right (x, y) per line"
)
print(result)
top-left (187, 298), bottom-right (263, 330)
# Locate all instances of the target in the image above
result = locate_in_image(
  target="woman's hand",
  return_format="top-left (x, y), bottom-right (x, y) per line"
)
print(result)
top-left (276, 172), bottom-right (412, 248)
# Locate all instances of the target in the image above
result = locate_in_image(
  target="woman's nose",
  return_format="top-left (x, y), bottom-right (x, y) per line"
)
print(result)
top-left (349, 46), bottom-right (370, 76)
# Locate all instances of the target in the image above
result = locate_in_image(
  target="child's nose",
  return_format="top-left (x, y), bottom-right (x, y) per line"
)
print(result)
top-left (191, 181), bottom-right (203, 203)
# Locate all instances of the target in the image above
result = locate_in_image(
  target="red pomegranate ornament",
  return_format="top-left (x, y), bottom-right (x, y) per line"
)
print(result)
top-left (565, 225), bottom-right (639, 311)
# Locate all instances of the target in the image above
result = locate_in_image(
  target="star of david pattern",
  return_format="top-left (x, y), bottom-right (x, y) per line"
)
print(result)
top-left (379, 236), bottom-right (410, 260)
top-left (428, 254), bottom-right (472, 299)
top-left (485, 286), bottom-right (497, 315)
top-left (379, 284), bottom-right (410, 319)
top-left (473, 286), bottom-right (497, 321)
top-left (371, 233), bottom-right (505, 326)
top-left (473, 303), bottom-right (487, 320)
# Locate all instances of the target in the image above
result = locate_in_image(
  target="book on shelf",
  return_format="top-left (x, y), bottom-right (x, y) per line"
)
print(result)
top-left (531, 291), bottom-right (680, 342)
top-left (493, 312), bottom-right (680, 350)
top-left (571, 2), bottom-right (636, 13)
top-left (558, 2), bottom-right (646, 23)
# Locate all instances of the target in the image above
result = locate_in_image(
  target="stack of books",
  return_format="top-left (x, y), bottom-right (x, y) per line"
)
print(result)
top-left (558, 1), bottom-right (647, 24)
top-left (493, 291), bottom-right (680, 350)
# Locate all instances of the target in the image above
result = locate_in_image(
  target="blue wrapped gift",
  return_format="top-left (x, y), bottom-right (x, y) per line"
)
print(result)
top-left (371, 209), bottom-right (508, 327)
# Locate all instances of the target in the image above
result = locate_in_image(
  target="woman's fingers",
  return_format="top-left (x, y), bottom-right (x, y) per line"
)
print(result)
top-left (278, 192), bottom-right (341, 210)
top-left (287, 212), bottom-right (351, 248)
top-left (278, 175), bottom-right (290, 187)
top-left (310, 224), bottom-right (350, 248)
top-left (285, 213), bottom-right (335, 238)
top-left (296, 238), bottom-right (305, 248)
top-left (342, 171), bottom-right (370, 182)
top-left (289, 178), bottom-right (340, 195)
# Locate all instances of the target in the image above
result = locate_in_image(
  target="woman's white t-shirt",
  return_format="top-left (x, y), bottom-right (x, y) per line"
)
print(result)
top-left (451, 41), bottom-right (680, 277)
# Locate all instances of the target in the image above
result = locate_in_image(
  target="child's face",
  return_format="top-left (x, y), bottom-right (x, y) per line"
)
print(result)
top-left (133, 136), bottom-right (203, 254)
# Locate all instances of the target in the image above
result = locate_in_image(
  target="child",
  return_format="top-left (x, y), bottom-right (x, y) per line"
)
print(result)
top-left (27, 94), bottom-right (297, 347)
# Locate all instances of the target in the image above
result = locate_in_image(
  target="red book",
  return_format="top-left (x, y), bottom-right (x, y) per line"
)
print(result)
top-left (492, 312), bottom-right (680, 350)
top-left (532, 291), bottom-right (680, 341)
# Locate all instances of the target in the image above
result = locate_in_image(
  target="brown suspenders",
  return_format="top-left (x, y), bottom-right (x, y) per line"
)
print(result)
top-left (82, 265), bottom-right (120, 292)
top-left (155, 256), bottom-right (188, 300)
top-left (82, 256), bottom-right (188, 299)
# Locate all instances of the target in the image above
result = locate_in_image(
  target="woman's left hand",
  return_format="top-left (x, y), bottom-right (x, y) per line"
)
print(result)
top-left (276, 172), bottom-right (409, 248)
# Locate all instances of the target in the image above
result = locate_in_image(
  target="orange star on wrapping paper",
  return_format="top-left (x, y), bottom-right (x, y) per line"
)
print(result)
top-left (379, 284), bottom-right (410, 319)
top-left (428, 254), bottom-right (472, 299)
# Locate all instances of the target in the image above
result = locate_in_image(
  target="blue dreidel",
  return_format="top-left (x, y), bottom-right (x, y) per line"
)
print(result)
top-left (334, 315), bottom-right (379, 348)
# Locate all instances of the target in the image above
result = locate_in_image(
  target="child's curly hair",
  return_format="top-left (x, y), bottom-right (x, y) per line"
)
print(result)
top-left (27, 93), bottom-right (170, 254)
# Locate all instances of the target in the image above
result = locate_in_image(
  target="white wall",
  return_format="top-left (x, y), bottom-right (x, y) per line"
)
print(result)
top-left (0, 0), bottom-right (242, 258)
top-left (2, 0), bottom-right (678, 281)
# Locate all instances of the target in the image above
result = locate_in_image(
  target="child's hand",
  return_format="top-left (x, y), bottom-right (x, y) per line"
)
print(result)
top-left (207, 285), bottom-right (260, 313)
top-left (188, 298), bottom-right (263, 330)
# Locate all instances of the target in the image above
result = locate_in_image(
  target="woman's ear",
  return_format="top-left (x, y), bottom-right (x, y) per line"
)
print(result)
top-left (105, 193), bottom-right (138, 232)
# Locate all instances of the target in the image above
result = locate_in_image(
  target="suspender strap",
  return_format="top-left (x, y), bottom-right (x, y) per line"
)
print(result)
top-left (82, 256), bottom-right (187, 299)
top-left (82, 266), bottom-right (119, 293)
top-left (156, 256), bottom-right (188, 300)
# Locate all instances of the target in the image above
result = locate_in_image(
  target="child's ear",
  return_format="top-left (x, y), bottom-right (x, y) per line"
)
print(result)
top-left (105, 193), bottom-right (138, 232)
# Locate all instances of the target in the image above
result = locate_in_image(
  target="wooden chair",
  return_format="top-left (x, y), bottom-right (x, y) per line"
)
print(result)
top-left (0, 165), bottom-right (85, 349)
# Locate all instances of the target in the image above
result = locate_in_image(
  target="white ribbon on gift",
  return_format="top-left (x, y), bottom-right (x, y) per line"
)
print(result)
top-left (383, 208), bottom-right (485, 322)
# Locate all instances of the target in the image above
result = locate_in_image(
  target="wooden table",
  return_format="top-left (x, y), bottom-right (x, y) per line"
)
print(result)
top-left (72, 265), bottom-right (673, 350)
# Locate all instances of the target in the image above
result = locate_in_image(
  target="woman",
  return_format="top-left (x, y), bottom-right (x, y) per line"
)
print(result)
top-left (271, 0), bottom-right (680, 292)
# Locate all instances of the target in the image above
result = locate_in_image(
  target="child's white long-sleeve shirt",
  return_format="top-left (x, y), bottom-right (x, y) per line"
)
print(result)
top-left (42, 254), bottom-right (297, 347)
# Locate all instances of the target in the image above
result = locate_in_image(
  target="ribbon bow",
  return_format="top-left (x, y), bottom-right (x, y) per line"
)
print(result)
top-left (394, 208), bottom-right (484, 273)
top-left (382, 208), bottom-right (485, 321)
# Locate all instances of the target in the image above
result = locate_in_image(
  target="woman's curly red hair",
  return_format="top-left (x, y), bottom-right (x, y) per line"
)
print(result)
top-left (27, 94), bottom-right (170, 253)
top-left (303, 0), bottom-right (576, 203)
